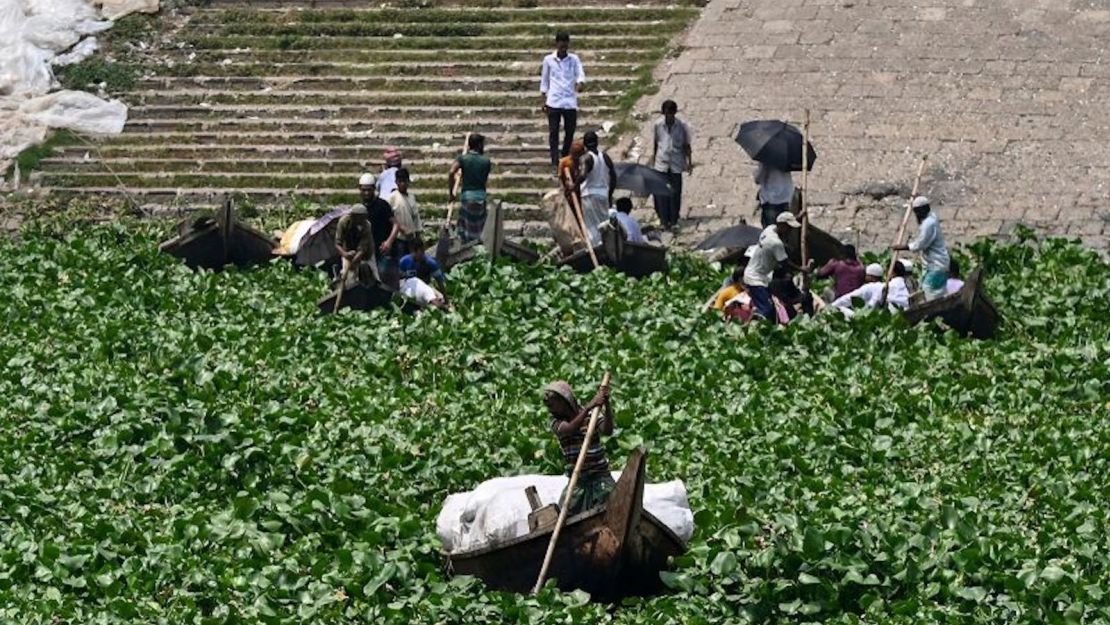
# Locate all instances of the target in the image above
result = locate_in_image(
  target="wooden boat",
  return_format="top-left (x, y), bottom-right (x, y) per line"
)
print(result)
top-left (317, 282), bottom-right (396, 314)
top-left (779, 221), bottom-right (848, 268)
top-left (159, 198), bottom-right (276, 270)
top-left (444, 448), bottom-right (687, 601)
top-left (902, 267), bottom-right (999, 339)
top-left (558, 222), bottom-right (668, 279)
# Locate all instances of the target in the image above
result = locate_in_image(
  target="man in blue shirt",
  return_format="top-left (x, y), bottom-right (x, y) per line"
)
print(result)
top-left (893, 196), bottom-right (950, 301)
top-left (398, 238), bottom-right (448, 309)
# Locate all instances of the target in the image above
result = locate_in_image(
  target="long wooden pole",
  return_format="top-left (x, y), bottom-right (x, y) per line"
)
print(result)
top-left (800, 110), bottom-right (811, 293)
top-left (332, 262), bottom-right (353, 313)
top-left (882, 155), bottom-right (929, 302)
top-left (532, 372), bottom-right (612, 595)
top-left (563, 168), bottom-right (600, 269)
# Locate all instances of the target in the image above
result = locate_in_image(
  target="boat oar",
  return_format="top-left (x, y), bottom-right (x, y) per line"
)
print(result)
top-left (799, 109), bottom-right (811, 294)
top-left (882, 155), bottom-right (929, 303)
top-left (563, 168), bottom-right (600, 270)
top-left (532, 371), bottom-right (612, 595)
top-left (437, 133), bottom-right (470, 265)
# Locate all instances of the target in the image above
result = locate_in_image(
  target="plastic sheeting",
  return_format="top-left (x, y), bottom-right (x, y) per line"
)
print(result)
top-left (436, 472), bottom-right (695, 554)
top-left (0, 0), bottom-right (159, 180)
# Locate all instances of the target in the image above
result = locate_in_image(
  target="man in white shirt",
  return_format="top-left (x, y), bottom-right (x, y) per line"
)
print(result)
top-left (612, 198), bottom-right (645, 243)
top-left (578, 131), bottom-right (616, 245)
top-left (830, 262), bottom-right (911, 317)
top-left (651, 100), bottom-right (693, 230)
top-left (742, 212), bottom-right (808, 321)
top-left (893, 196), bottom-right (950, 301)
top-left (377, 147), bottom-right (403, 199)
top-left (540, 32), bottom-right (586, 168)
top-left (754, 162), bottom-right (794, 228)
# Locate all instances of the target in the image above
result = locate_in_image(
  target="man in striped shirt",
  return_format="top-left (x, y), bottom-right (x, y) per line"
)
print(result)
top-left (543, 380), bottom-right (614, 515)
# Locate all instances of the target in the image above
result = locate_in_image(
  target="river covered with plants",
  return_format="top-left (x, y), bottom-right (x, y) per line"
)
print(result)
top-left (1, 222), bottom-right (1106, 623)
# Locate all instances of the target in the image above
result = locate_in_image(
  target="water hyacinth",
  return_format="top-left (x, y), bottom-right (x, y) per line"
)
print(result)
top-left (0, 222), bottom-right (1107, 624)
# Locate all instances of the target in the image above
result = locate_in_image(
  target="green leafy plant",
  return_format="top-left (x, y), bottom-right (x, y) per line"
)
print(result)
top-left (0, 223), bottom-right (1106, 625)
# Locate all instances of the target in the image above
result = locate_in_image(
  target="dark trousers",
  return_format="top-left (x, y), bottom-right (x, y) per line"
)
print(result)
top-left (746, 284), bottom-right (776, 322)
top-left (652, 171), bottom-right (683, 227)
top-left (760, 202), bottom-right (789, 228)
top-left (547, 108), bottom-right (578, 165)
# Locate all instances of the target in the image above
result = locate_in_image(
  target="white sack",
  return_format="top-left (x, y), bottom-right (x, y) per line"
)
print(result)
top-left (436, 472), bottom-right (694, 554)
top-left (0, 0), bottom-right (157, 174)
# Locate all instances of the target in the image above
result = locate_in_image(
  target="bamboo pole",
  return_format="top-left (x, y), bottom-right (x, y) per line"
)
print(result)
top-left (882, 155), bottom-right (929, 302)
top-left (563, 168), bottom-right (600, 269)
top-left (532, 372), bottom-right (612, 595)
top-left (800, 110), bottom-right (811, 293)
top-left (332, 262), bottom-right (353, 313)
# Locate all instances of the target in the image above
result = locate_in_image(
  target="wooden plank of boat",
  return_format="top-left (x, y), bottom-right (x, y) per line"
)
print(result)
top-left (159, 201), bottom-right (275, 271)
top-left (601, 223), bottom-right (668, 279)
top-left (903, 267), bottom-right (1000, 339)
top-left (500, 238), bottom-right (541, 264)
top-left (780, 221), bottom-right (848, 268)
top-left (444, 448), bottom-right (687, 600)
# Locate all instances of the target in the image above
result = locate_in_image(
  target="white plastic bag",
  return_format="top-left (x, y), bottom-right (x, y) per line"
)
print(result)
top-left (436, 472), bottom-right (695, 554)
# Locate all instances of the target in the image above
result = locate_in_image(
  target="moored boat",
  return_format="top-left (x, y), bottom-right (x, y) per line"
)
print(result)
top-left (159, 198), bottom-right (275, 270)
top-left (903, 267), bottom-right (999, 338)
top-left (558, 222), bottom-right (668, 279)
top-left (444, 448), bottom-right (686, 601)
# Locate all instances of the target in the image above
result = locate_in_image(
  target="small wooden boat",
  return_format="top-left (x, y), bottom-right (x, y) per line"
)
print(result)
top-left (558, 222), bottom-right (668, 279)
top-left (903, 267), bottom-right (999, 339)
top-left (444, 448), bottom-right (686, 601)
top-left (779, 221), bottom-right (848, 268)
top-left (316, 277), bottom-right (397, 314)
top-left (159, 198), bottom-right (276, 270)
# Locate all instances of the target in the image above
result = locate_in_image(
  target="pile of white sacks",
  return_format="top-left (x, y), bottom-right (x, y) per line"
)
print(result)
top-left (0, 0), bottom-right (159, 184)
top-left (437, 472), bottom-right (695, 554)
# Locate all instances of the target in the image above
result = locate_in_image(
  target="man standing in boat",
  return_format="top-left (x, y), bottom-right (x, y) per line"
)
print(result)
top-left (578, 131), bottom-right (616, 245)
top-left (543, 380), bottom-right (614, 515)
top-left (892, 196), bottom-right (950, 301)
top-left (334, 204), bottom-right (377, 285)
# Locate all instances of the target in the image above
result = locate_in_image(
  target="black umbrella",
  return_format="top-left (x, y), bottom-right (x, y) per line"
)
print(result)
top-left (695, 223), bottom-right (762, 251)
top-left (735, 120), bottom-right (816, 172)
top-left (614, 162), bottom-right (672, 197)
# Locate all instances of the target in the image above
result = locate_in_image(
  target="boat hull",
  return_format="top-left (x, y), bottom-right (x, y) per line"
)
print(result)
top-left (903, 267), bottom-right (1000, 338)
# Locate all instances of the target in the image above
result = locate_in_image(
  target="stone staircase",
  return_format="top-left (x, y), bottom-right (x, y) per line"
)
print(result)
top-left (35, 1), bottom-right (700, 229)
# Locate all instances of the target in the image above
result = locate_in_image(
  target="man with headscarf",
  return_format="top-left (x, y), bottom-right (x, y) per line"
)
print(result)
top-left (335, 202), bottom-right (376, 285)
top-left (543, 379), bottom-right (614, 515)
top-left (377, 147), bottom-right (403, 199)
top-left (577, 131), bottom-right (616, 246)
top-left (892, 196), bottom-right (950, 301)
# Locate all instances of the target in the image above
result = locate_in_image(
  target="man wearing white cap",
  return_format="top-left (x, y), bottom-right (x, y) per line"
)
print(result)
top-left (357, 173), bottom-right (399, 285)
top-left (830, 261), bottom-right (910, 317)
top-left (893, 196), bottom-right (950, 301)
top-left (742, 212), bottom-right (809, 321)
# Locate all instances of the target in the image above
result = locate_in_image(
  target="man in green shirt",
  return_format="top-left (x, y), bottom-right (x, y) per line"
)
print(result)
top-left (448, 133), bottom-right (492, 243)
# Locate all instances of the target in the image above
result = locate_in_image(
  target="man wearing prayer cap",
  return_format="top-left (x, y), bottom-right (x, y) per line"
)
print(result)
top-left (355, 173), bottom-right (398, 285)
top-left (829, 261), bottom-right (911, 317)
top-left (893, 196), bottom-right (950, 301)
top-left (542, 379), bottom-right (614, 515)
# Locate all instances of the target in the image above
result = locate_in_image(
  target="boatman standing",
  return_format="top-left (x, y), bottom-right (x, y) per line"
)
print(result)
top-left (892, 196), bottom-right (950, 301)
top-left (543, 380), bottom-right (614, 515)
top-left (334, 204), bottom-right (378, 285)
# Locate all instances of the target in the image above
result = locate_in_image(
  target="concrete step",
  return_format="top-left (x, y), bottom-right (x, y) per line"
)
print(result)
top-left (40, 157), bottom-right (553, 174)
top-left (131, 75), bottom-right (636, 92)
top-left (182, 34), bottom-right (668, 51)
top-left (159, 60), bottom-right (644, 78)
top-left (54, 144), bottom-right (565, 159)
top-left (123, 89), bottom-right (626, 107)
top-left (95, 131), bottom-right (571, 147)
top-left (126, 103), bottom-right (621, 119)
top-left (156, 48), bottom-right (651, 63)
top-left (120, 117), bottom-right (613, 134)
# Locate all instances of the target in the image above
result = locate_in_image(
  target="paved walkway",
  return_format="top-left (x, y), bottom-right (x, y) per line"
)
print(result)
top-left (629, 0), bottom-right (1110, 250)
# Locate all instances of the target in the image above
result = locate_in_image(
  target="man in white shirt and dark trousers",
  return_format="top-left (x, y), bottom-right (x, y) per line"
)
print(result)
top-left (754, 162), bottom-right (794, 228)
top-left (651, 100), bottom-right (693, 230)
top-left (540, 32), bottom-right (585, 169)
top-left (743, 212), bottom-right (810, 321)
